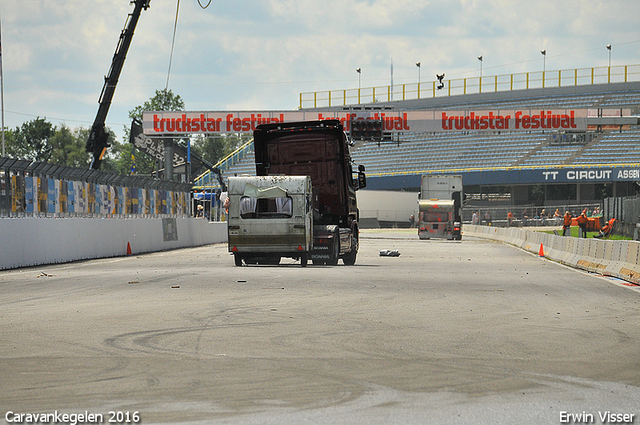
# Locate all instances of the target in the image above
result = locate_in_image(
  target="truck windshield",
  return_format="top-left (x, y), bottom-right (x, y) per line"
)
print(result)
top-left (419, 210), bottom-right (452, 222)
top-left (240, 196), bottom-right (293, 219)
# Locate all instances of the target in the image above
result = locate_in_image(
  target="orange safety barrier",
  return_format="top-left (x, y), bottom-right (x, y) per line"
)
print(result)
top-left (571, 216), bottom-right (601, 231)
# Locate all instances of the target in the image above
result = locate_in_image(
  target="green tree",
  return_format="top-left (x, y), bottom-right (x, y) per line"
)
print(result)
top-left (48, 125), bottom-right (91, 168)
top-left (123, 88), bottom-right (186, 176)
top-left (109, 138), bottom-right (157, 176)
top-left (129, 88), bottom-right (185, 122)
top-left (1, 128), bottom-right (16, 157)
top-left (192, 135), bottom-right (226, 165)
top-left (8, 118), bottom-right (55, 162)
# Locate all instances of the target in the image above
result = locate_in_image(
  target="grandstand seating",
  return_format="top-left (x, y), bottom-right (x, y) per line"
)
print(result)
top-left (197, 83), bottom-right (640, 188)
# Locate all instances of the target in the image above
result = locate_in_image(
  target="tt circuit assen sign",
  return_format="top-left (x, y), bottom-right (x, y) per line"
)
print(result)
top-left (366, 167), bottom-right (640, 190)
top-left (542, 168), bottom-right (640, 182)
top-left (142, 109), bottom-right (588, 136)
top-left (457, 167), bottom-right (640, 187)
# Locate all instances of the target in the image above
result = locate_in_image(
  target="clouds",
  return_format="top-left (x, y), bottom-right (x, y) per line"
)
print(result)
top-left (1, 0), bottom-right (638, 143)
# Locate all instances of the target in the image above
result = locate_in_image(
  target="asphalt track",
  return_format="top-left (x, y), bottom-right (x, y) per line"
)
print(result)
top-left (1, 229), bottom-right (639, 425)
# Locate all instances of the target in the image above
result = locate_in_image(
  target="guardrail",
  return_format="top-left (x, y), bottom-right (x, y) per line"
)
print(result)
top-left (464, 224), bottom-right (640, 286)
top-left (300, 64), bottom-right (640, 109)
top-left (0, 157), bottom-right (192, 218)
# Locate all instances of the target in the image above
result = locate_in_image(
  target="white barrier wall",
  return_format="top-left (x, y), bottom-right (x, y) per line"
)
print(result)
top-left (0, 218), bottom-right (228, 270)
top-left (357, 190), bottom-right (419, 225)
top-left (464, 225), bottom-right (640, 285)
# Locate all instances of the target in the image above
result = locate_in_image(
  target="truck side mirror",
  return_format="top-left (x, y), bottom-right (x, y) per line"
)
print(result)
top-left (357, 171), bottom-right (367, 189)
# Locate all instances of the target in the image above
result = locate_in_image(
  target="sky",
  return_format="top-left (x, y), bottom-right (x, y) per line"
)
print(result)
top-left (1, 0), bottom-right (639, 144)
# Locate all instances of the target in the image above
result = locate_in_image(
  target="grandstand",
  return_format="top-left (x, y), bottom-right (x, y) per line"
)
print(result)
top-left (196, 77), bottom-right (640, 213)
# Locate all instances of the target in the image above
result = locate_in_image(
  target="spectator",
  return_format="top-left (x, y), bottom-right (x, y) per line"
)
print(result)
top-left (472, 211), bottom-right (479, 225)
top-left (521, 209), bottom-right (529, 226)
top-left (540, 209), bottom-right (547, 226)
top-left (507, 211), bottom-right (514, 228)
top-left (562, 211), bottom-right (572, 236)
top-left (577, 212), bottom-right (589, 238)
top-left (553, 209), bottom-right (561, 225)
top-left (484, 210), bottom-right (492, 226)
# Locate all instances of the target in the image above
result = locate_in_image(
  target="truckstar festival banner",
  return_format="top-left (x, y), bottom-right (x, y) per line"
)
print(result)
top-left (142, 109), bottom-right (589, 136)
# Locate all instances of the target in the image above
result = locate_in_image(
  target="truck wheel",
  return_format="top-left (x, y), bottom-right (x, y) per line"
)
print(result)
top-left (234, 254), bottom-right (243, 266)
top-left (342, 250), bottom-right (357, 265)
top-left (300, 253), bottom-right (308, 267)
top-left (342, 224), bottom-right (358, 265)
top-left (328, 232), bottom-right (340, 265)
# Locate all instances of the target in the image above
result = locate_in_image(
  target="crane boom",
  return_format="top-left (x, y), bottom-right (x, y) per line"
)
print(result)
top-left (86, 0), bottom-right (151, 170)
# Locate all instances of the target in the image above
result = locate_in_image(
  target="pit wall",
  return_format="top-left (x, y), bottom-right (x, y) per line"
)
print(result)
top-left (464, 225), bottom-right (640, 285)
top-left (0, 218), bottom-right (228, 270)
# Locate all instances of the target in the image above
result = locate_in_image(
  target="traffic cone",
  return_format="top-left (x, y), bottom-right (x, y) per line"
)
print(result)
top-left (126, 242), bottom-right (132, 256)
top-left (538, 243), bottom-right (544, 257)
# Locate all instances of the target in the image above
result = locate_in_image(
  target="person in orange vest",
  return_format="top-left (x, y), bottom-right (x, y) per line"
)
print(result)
top-left (562, 211), bottom-right (572, 236)
top-left (595, 218), bottom-right (616, 238)
top-left (507, 211), bottom-right (514, 228)
top-left (576, 212), bottom-right (589, 238)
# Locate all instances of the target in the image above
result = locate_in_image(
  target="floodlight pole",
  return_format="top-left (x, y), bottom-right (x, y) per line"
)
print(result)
top-left (541, 49), bottom-right (547, 87)
top-left (416, 62), bottom-right (421, 98)
top-left (0, 18), bottom-right (4, 157)
top-left (477, 56), bottom-right (483, 92)
top-left (356, 68), bottom-right (362, 103)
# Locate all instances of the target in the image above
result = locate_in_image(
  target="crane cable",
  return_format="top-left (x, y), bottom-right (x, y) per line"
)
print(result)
top-left (165, 0), bottom-right (180, 90)
top-left (166, 0), bottom-right (211, 89)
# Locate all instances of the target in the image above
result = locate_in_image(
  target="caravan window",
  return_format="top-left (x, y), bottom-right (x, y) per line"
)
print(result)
top-left (240, 195), bottom-right (293, 219)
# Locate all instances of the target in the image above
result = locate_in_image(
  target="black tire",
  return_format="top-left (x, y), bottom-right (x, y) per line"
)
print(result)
top-left (300, 253), bottom-right (308, 267)
top-left (342, 250), bottom-right (357, 265)
top-left (342, 224), bottom-right (358, 265)
top-left (328, 231), bottom-right (340, 266)
top-left (234, 254), bottom-right (243, 266)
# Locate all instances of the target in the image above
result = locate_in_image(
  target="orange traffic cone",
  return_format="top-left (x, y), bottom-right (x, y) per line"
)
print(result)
top-left (126, 242), bottom-right (133, 256)
top-left (538, 243), bottom-right (544, 257)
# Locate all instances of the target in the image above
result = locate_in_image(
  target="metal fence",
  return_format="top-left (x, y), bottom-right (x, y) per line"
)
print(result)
top-left (603, 196), bottom-right (640, 238)
top-left (300, 64), bottom-right (640, 108)
top-left (0, 157), bottom-right (193, 218)
top-left (464, 203), bottom-right (602, 227)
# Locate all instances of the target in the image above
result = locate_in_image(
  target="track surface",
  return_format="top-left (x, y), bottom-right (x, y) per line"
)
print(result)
top-left (1, 229), bottom-right (639, 424)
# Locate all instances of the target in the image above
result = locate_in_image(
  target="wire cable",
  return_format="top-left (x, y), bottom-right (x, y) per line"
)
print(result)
top-left (197, 0), bottom-right (212, 8)
top-left (165, 0), bottom-right (181, 90)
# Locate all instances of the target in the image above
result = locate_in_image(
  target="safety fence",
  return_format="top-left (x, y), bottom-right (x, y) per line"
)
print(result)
top-left (0, 157), bottom-right (192, 218)
top-left (464, 224), bottom-right (640, 286)
top-left (300, 64), bottom-right (640, 108)
top-left (603, 195), bottom-right (640, 238)
top-left (464, 204), bottom-right (602, 227)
